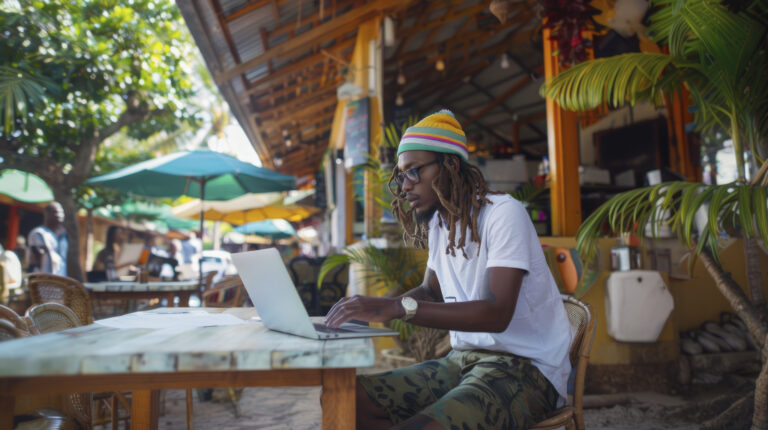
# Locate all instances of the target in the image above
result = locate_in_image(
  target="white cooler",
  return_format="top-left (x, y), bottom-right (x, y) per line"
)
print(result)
top-left (605, 270), bottom-right (674, 342)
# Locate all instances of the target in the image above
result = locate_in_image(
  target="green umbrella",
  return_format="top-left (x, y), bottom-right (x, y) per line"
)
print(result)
top-left (234, 219), bottom-right (297, 240)
top-left (87, 149), bottom-right (295, 200)
top-left (0, 169), bottom-right (54, 203)
top-left (88, 149), bottom-right (296, 282)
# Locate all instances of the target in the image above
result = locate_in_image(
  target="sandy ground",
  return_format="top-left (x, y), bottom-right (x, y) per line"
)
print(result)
top-left (97, 355), bottom-right (750, 430)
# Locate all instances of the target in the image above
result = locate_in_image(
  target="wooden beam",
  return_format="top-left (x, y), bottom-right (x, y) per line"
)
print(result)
top-left (258, 85), bottom-right (339, 119)
top-left (207, 0), bottom-right (249, 88)
top-left (259, 97), bottom-right (338, 130)
top-left (245, 37), bottom-right (356, 97)
top-left (396, 2), bottom-right (490, 41)
top-left (215, 0), bottom-right (404, 83)
top-left (224, 0), bottom-right (273, 22)
top-left (464, 67), bottom-right (542, 126)
top-left (543, 27), bottom-right (581, 236)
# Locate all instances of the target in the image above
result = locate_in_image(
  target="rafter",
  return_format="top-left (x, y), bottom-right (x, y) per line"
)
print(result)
top-left (245, 37), bottom-right (356, 97)
top-left (215, 0), bottom-right (404, 84)
top-left (464, 67), bottom-right (542, 126)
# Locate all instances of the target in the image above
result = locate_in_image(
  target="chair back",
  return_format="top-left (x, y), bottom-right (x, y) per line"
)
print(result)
top-left (0, 319), bottom-right (25, 341)
top-left (198, 271), bottom-right (217, 295)
top-left (27, 273), bottom-right (93, 325)
top-left (562, 294), bottom-right (596, 430)
top-left (26, 302), bottom-right (82, 333)
top-left (202, 276), bottom-right (246, 308)
top-left (0, 303), bottom-right (31, 333)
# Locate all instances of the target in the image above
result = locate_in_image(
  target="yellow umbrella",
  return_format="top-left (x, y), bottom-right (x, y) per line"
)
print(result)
top-left (172, 194), bottom-right (319, 225)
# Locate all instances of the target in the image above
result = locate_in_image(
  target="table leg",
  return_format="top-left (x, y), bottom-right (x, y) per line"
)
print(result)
top-left (0, 394), bottom-right (14, 430)
top-left (321, 368), bottom-right (356, 430)
top-left (131, 389), bottom-right (160, 430)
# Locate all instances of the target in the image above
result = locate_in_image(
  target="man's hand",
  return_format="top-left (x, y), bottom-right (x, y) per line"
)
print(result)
top-left (324, 295), bottom-right (403, 328)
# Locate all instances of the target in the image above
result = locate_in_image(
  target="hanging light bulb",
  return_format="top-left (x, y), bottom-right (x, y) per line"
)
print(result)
top-left (397, 70), bottom-right (406, 85)
top-left (435, 59), bottom-right (445, 71)
top-left (500, 53), bottom-right (510, 69)
top-left (395, 92), bottom-right (404, 106)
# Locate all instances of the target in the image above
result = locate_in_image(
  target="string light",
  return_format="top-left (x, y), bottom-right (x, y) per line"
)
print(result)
top-left (395, 92), bottom-right (404, 106)
top-left (501, 53), bottom-right (510, 69)
top-left (435, 59), bottom-right (445, 71)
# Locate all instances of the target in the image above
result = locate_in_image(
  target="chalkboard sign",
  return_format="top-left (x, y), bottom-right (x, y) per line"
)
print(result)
top-left (314, 169), bottom-right (327, 209)
top-left (344, 98), bottom-right (370, 169)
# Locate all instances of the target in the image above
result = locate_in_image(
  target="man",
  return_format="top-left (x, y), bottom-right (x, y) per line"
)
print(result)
top-left (27, 202), bottom-right (68, 276)
top-left (325, 110), bottom-right (572, 429)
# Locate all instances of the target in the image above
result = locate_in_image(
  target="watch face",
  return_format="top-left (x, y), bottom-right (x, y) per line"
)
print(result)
top-left (403, 297), bottom-right (417, 311)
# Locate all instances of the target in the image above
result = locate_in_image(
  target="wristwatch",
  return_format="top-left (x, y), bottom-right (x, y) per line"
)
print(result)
top-left (401, 297), bottom-right (418, 321)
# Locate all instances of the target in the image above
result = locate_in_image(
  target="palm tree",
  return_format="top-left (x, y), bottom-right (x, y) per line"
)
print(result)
top-left (542, 0), bottom-right (768, 427)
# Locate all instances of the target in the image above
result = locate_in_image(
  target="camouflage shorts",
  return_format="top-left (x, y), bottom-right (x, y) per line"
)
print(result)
top-left (358, 349), bottom-right (559, 430)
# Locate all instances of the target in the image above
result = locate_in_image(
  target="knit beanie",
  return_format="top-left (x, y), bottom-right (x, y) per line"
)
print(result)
top-left (397, 109), bottom-right (469, 161)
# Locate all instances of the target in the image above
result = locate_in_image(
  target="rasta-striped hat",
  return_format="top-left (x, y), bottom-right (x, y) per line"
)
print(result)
top-left (397, 109), bottom-right (469, 161)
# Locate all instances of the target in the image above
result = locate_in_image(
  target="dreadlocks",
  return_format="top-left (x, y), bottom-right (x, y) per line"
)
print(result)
top-left (389, 154), bottom-right (503, 258)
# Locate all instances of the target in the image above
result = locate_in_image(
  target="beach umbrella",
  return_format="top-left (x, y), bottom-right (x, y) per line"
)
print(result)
top-left (88, 149), bottom-right (296, 281)
top-left (171, 192), bottom-right (319, 225)
top-left (234, 219), bottom-right (297, 240)
top-left (0, 169), bottom-right (54, 203)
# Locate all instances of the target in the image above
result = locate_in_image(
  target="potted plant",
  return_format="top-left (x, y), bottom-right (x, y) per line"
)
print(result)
top-left (542, 0), bottom-right (768, 427)
top-left (318, 244), bottom-right (449, 363)
top-left (377, 116), bottom-right (418, 170)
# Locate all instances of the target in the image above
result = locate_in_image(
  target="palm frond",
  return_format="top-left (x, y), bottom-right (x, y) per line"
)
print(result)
top-left (541, 53), bottom-right (677, 111)
top-left (0, 66), bottom-right (58, 135)
top-left (576, 182), bottom-right (768, 264)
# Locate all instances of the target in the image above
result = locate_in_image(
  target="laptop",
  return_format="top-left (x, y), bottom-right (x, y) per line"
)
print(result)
top-left (231, 248), bottom-right (397, 340)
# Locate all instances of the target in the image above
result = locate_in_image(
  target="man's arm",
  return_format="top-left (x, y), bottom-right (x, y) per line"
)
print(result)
top-left (324, 266), bottom-right (523, 333)
top-left (399, 268), bottom-right (443, 302)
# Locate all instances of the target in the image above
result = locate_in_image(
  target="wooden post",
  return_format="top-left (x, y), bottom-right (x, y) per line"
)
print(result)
top-left (542, 28), bottom-right (582, 236)
top-left (0, 394), bottom-right (13, 430)
top-left (131, 389), bottom-right (160, 430)
top-left (321, 368), bottom-right (356, 430)
top-left (6, 205), bottom-right (18, 250)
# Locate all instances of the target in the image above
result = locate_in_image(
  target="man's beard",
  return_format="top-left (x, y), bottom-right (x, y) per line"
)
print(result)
top-left (415, 205), bottom-right (437, 224)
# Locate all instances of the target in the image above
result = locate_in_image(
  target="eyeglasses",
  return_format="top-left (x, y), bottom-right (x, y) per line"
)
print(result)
top-left (394, 160), bottom-right (439, 187)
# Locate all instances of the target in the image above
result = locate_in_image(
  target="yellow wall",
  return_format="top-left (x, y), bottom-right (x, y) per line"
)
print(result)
top-left (541, 236), bottom-right (768, 365)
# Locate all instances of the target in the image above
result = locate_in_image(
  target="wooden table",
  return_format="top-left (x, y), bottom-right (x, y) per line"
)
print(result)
top-left (0, 308), bottom-right (373, 429)
top-left (84, 280), bottom-right (200, 307)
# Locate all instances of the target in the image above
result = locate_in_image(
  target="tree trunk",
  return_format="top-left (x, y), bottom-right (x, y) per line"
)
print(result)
top-left (85, 209), bottom-right (94, 271)
top-left (699, 251), bottom-right (767, 352)
top-left (698, 251), bottom-right (768, 429)
top-left (754, 335), bottom-right (768, 430)
top-left (744, 236), bottom-right (766, 308)
top-left (51, 185), bottom-right (83, 281)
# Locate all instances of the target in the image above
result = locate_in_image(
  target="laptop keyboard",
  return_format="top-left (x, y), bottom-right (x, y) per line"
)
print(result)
top-left (313, 323), bottom-right (362, 334)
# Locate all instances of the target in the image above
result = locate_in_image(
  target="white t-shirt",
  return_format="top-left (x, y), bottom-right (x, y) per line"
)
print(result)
top-left (426, 193), bottom-right (572, 402)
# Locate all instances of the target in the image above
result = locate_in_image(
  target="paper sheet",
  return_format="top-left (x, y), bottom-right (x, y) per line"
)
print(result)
top-left (95, 310), bottom-right (247, 329)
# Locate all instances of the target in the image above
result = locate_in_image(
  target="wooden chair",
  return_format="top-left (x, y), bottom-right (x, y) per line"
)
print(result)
top-left (26, 303), bottom-right (129, 429)
top-left (318, 260), bottom-right (348, 316)
top-left (530, 295), bottom-right (596, 430)
top-left (26, 273), bottom-right (94, 325)
top-left (288, 257), bottom-right (320, 314)
top-left (202, 276), bottom-right (246, 308)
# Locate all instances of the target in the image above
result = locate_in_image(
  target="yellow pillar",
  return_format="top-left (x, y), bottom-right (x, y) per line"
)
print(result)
top-left (542, 28), bottom-right (582, 236)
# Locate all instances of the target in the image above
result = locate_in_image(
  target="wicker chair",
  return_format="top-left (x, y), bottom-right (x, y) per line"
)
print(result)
top-left (27, 273), bottom-right (94, 325)
top-left (0, 303), bottom-right (34, 335)
top-left (25, 303), bottom-right (82, 334)
top-left (25, 302), bottom-right (130, 429)
top-left (202, 277), bottom-right (246, 308)
top-left (530, 295), bottom-right (596, 430)
top-left (0, 318), bottom-right (25, 341)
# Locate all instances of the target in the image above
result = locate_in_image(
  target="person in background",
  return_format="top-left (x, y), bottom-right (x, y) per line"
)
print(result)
top-left (27, 202), bottom-right (68, 276)
top-left (0, 243), bottom-right (23, 300)
top-left (13, 235), bottom-right (27, 271)
top-left (93, 226), bottom-right (136, 281)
